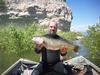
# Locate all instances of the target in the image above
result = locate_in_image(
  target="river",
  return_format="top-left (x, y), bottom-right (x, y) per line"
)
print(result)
top-left (72, 39), bottom-right (89, 57)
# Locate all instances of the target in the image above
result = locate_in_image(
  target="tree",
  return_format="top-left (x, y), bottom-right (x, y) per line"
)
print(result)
top-left (82, 22), bottom-right (100, 67)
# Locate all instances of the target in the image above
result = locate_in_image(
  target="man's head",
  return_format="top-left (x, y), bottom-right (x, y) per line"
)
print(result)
top-left (48, 18), bottom-right (58, 35)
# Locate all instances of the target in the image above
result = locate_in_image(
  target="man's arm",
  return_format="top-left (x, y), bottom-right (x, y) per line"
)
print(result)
top-left (34, 44), bottom-right (45, 53)
top-left (60, 46), bottom-right (68, 61)
top-left (60, 46), bottom-right (68, 56)
top-left (32, 36), bottom-right (45, 53)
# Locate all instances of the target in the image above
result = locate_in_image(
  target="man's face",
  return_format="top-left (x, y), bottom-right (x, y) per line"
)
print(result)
top-left (48, 21), bottom-right (57, 35)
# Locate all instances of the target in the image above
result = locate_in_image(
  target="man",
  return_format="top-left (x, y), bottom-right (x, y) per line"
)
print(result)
top-left (31, 18), bottom-right (68, 75)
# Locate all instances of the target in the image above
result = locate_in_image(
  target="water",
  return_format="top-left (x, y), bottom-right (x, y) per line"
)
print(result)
top-left (73, 39), bottom-right (89, 57)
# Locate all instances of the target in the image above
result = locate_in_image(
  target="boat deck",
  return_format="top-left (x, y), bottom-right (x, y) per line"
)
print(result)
top-left (1, 56), bottom-right (100, 75)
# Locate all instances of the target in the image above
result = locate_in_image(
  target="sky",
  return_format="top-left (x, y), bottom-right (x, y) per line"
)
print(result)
top-left (66, 0), bottom-right (100, 32)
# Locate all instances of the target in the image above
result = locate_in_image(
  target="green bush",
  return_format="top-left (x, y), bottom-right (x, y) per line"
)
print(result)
top-left (0, 23), bottom-right (40, 74)
top-left (0, 23), bottom-right (36, 55)
top-left (82, 23), bottom-right (100, 67)
top-left (0, 0), bottom-right (5, 4)
top-left (58, 31), bottom-right (82, 41)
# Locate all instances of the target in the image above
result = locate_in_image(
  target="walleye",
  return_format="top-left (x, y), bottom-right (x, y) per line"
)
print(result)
top-left (32, 36), bottom-right (79, 52)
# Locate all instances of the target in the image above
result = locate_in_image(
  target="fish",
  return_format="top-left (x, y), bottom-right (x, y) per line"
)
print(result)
top-left (32, 36), bottom-right (79, 52)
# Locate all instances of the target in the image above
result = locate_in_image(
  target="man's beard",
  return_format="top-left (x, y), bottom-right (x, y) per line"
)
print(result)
top-left (49, 31), bottom-right (56, 35)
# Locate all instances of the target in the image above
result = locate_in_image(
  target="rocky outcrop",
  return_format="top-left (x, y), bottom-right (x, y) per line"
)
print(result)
top-left (3, 0), bottom-right (73, 31)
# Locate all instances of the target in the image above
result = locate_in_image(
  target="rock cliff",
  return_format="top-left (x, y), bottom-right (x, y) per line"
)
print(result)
top-left (3, 0), bottom-right (73, 31)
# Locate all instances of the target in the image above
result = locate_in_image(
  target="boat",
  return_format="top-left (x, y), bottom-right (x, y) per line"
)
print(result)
top-left (1, 56), bottom-right (100, 75)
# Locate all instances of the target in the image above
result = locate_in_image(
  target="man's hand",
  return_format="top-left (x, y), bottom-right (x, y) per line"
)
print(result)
top-left (60, 46), bottom-right (68, 55)
top-left (32, 37), bottom-right (45, 49)
top-left (36, 43), bottom-right (44, 50)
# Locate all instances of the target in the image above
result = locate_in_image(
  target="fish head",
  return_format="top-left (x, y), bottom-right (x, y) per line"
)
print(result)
top-left (32, 37), bottom-right (44, 44)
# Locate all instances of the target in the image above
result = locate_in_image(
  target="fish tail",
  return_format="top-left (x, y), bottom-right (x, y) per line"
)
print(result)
top-left (73, 45), bottom-right (79, 52)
